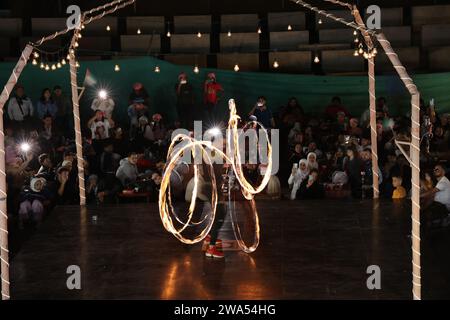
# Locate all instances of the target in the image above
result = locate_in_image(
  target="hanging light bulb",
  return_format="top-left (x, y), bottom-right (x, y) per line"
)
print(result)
top-left (167, 30), bottom-right (171, 37)
top-left (51, 64), bottom-right (56, 70)
top-left (70, 49), bottom-right (75, 55)
top-left (77, 33), bottom-right (82, 39)
top-left (32, 59), bottom-right (37, 65)
top-left (106, 25), bottom-right (111, 31)
top-left (257, 27), bottom-right (262, 34)
top-left (372, 47), bottom-right (378, 55)
top-left (358, 47), bottom-right (364, 54)
top-left (57, 62), bottom-right (62, 68)
top-left (45, 64), bottom-right (50, 71)
top-left (318, 19), bottom-right (323, 25)
top-left (114, 64), bottom-right (120, 72)
top-left (227, 30), bottom-right (232, 37)
top-left (74, 41), bottom-right (79, 48)
top-left (67, 54), bottom-right (71, 60)
top-left (288, 24), bottom-right (292, 31)
top-left (137, 28), bottom-right (141, 34)
top-left (314, 55), bottom-right (320, 63)
top-left (353, 49), bottom-right (359, 56)
top-left (354, 38), bottom-right (359, 43)
top-left (197, 31), bottom-right (202, 38)
top-left (40, 62), bottom-right (45, 69)
top-left (273, 60), bottom-right (279, 68)
top-left (234, 64), bottom-right (240, 72)
top-left (154, 65), bottom-right (160, 73)
top-left (353, 30), bottom-right (358, 36)
top-left (61, 58), bottom-right (66, 65)
top-left (193, 65), bottom-right (199, 73)
top-left (81, 24), bottom-right (85, 29)
top-left (363, 52), bottom-right (369, 59)
top-left (33, 52), bottom-right (39, 58)
top-left (76, 61), bottom-right (80, 68)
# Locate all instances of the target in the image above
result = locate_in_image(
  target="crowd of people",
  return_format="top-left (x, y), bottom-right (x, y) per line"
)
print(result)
top-left (4, 71), bottom-right (450, 233)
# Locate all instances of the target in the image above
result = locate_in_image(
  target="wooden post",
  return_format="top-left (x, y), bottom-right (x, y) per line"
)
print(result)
top-left (0, 44), bottom-right (34, 300)
top-left (68, 29), bottom-right (86, 206)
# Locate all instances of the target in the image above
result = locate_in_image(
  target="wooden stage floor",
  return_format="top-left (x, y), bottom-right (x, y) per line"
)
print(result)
top-left (9, 200), bottom-right (450, 299)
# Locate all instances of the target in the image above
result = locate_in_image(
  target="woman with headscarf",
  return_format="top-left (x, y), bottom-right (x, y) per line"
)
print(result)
top-left (307, 152), bottom-right (319, 171)
top-left (288, 159), bottom-right (310, 200)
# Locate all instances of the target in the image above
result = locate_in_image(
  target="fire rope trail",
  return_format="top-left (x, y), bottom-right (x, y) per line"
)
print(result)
top-left (159, 99), bottom-right (272, 253)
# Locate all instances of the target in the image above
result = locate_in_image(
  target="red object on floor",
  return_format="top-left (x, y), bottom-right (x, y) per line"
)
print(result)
top-left (205, 245), bottom-right (224, 258)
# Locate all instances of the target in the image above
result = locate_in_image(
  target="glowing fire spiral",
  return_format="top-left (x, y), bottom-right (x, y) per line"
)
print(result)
top-left (158, 99), bottom-right (273, 253)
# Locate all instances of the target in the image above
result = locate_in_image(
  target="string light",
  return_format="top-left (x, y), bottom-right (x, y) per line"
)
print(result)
top-left (257, 27), bottom-right (262, 34)
top-left (353, 49), bottom-right (359, 56)
top-left (273, 60), bottom-right (279, 68)
top-left (51, 64), bottom-right (56, 70)
top-left (114, 64), bottom-right (120, 71)
top-left (40, 62), bottom-right (44, 69)
top-left (197, 31), bottom-right (202, 38)
top-left (193, 65), bottom-right (199, 73)
top-left (234, 64), bottom-right (240, 72)
top-left (77, 33), bottom-right (82, 39)
top-left (76, 61), bottom-right (80, 68)
top-left (57, 62), bottom-right (62, 68)
top-left (137, 28), bottom-right (141, 34)
top-left (288, 24), bottom-right (292, 31)
top-left (74, 42), bottom-right (79, 48)
top-left (358, 47), bottom-right (364, 54)
top-left (61, 58), bottom-right (66, 65)
top-left (154, 65), bottom-right (160, 73)
top-left (33, 52), bottom-right (39, 58)
top-left (67, 54), bottom-right (71, 60)
top-left (32, 59), bottom-right (37, 65)
top-left (354, 38), bottom-right (359, 43)
top-left (106, 25), bottom-right (111, 31)
top-left (81, 24), bottom-right (85, 29)
top-left (167, 31), bottom-right (171, 37)
top-left (45, 64), bottom-right (50, 71)
top-left (227, 30), bottom-right (232, 37)
top-left (318, 19), bottom-right (323, 24)
top-left (314, 55), bottom-right (320, 63)
top-left (353, 30), bottom-right (358, 36)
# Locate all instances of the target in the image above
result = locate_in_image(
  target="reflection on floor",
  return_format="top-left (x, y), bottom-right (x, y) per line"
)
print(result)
top-left (9, 200), bottom-right (450, 299)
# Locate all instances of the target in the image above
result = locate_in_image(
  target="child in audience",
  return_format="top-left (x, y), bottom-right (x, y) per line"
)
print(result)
top-left (392, 176), bottom-right (407, 199)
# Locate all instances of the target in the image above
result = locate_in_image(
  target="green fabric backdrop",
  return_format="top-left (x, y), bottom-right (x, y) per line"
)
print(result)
top-left (1, 56), bottom-right (449, 124)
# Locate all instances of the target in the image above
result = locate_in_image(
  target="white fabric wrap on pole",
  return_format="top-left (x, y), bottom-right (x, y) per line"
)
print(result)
top-left (376, 32), bottom-right (421, 300)
top-left (0, 44), bottom-right (33, 300)
top-left (69, 29), bottom-right (86, 206)
top-left (351, 6), bottom-right (379, 198)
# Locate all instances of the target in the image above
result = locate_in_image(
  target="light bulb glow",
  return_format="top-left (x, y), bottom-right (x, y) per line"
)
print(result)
top-left (32, 59), bottom-right (37, 65)
top-left (106, 25), bottom-right (111, 31)
top-left (137, 28), bottom-right (141, 34)
top-left (40, 62), bottom-right (44, 69)
top-left (154, 66), bottom-right (160, 73)
top-left (318, 19), bottom-right (323, 24)
top-left (76, 61), bottom-right (80, 68)
top-left (257, 27), bottom-right (262, 34)
top-left (57, 62), bottom-right (62, 68)
top-left (45, 64), bottom-right (50, 71)
top-left (167, 31), bottom-right (171, 37)
top-left (197, 32), bottom-right (202, 38)
top-left (33, 52), bottom-right (39, 58)
top-left (273, 60), bottom-right (279, 68)
top-left (61, 59), bottom-right (66, 65)
top-left (234, 64), bottom-right (240, 72)
top-left (288, 24), bottom-right (292, 31)
top-left (353, 30), bottom-right (358, 36)
top-left (227, 30), bottom-right (232, 37)
top-left (114, 64), bottom-right (120, 72)
top-left (193, 65), bottom-right (199, 73)
top-left (314, 56), bottom-right (320, 63)
top-left (353, 50), bottom-right (359, 56)
top-left (98, 89), bottom-right (108, 100)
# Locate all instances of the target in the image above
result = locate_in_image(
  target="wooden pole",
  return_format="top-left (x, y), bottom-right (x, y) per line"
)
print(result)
top-left (68, 29), bottom-right (86, 206)
top-left (0, 44), bottom-right (34, 300)
top-left (376, 32), bottom-right (421, 300)
top-left (351, 6), bottom-right (379, 198)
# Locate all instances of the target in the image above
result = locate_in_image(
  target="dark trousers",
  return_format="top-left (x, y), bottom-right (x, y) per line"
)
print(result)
top-left (209, 202), bottom-right (227, 246)
top-left (204, 103), bottom-right (216, 125)
top-left (421, 201), bottom-right (449, 225)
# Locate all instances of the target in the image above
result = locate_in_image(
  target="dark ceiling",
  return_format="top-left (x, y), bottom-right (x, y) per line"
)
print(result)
top-left (4, 0), bottom-right (450, 17)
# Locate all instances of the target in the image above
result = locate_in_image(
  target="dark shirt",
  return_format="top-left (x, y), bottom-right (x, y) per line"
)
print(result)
top-left (176, 83), bottom-right (194, 106)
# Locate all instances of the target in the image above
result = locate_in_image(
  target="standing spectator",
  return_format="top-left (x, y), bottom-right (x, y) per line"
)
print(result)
top-left (52, 85), bottom-right (72, 135)
top-left (175, 72), bottom-right (194, 129)
top-left (344, 147), bottom-right (363, 199)
top-left (324, 96), bottom-right (350, 120)
top-left (279, 97), bottom-right (305, 128)
top-left (249, 96), bottom-right (275, 129)
top-left (36, 88), bottom-right (57, 120)
top-left (203, 73), bottom-right (223, 123)
top-left (91, 90), bottom-right (115, 119)
top-left (128, 82), bottom-right (150, 140)
top-left (7, 84), bottom-right (34, 131)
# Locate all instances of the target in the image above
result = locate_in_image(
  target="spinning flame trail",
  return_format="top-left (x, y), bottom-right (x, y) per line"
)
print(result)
top-left (159, 99), bottom-right (273, 253)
